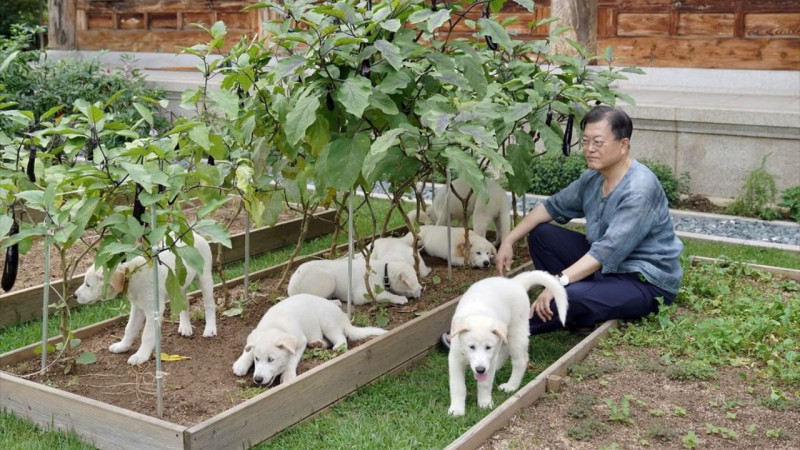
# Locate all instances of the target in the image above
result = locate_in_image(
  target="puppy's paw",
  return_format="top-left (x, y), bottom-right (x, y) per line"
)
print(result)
top-left (499, 382), bottom-right (519, 393)
top-left (448, 406), bottom-right (465, 416)
top-left (178, 323), bottom-right (193, 337)
top-left (478, 398), bottom-right (493, 409)
top-left (307, 340), bottom-right (327, 349)
top-left (127, 353), bottom-right (151, 365)
top-left (202, 326), bottom-right (217, 338)
top-left (232, 359), bottom-right (250, 376)
top-left (109, 342), bottom-right (130, 353)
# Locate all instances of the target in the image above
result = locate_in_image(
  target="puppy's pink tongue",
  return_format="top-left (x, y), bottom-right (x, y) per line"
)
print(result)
top-left (474, 372), bottom-right (488, 382)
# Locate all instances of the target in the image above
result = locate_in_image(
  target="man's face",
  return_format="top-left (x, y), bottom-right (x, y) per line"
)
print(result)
top-left (581, 119), bottom-right (629, 172)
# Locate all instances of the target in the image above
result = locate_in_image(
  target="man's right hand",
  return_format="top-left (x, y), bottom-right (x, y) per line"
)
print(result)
top-left (495, 242), bottom-right (513, 276)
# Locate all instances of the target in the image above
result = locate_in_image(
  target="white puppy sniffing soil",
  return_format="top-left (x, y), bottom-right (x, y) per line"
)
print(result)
top-left (448, 271), bottom-right (567, 416)
top-left (74, 232), bottom-right (216, 365)
top-left (232, 294), bottom-right (387, 386)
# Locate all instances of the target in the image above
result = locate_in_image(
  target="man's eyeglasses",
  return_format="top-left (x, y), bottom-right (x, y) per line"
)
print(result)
top-left (579, 138), bottom-right (618, 150)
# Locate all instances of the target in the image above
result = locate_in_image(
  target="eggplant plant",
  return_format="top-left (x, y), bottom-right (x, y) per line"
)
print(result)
top-left (0, 72), bottom-right (232, 374)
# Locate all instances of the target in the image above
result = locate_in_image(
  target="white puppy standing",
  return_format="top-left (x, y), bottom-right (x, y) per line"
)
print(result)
top-left (425, 178), bottom-right (511, 246)
top-left (448, 270), bottom-right (568, 416)
top-left (403, 225), bottom-right (496, 269)
top-left (75, 232), bottom-right (216, 365)
top-left (232, 294), bottom-right (386, 386)
top-left (287, 257), bottom-right (422, 305)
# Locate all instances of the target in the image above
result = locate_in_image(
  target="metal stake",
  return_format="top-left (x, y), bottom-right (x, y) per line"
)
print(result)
top-left (40, 221), bottom-right (51, 373)
top-left (346, 192), bottom-right (354, 319)
top-left (150, 204), bottom-right (163, 417)
top-left (244, 210), bottom-right (250, 301)
top-left (445, 169), bottom-right (452, 279)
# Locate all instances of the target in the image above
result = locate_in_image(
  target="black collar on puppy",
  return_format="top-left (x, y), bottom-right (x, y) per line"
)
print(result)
top-left (383, 262), bottom-right (391, 291)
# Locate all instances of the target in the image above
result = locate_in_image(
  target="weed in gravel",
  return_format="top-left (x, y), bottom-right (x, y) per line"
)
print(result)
top-left (682, 430), bottom-right (700, 449)
top-left (566, 393), bottom-right (597, 419)
top-left (647, 422), bottom-right (676, 441)
top-left (673, 406), bottom-right (687, 417)
top-left (604, 395), bottom-right (634, 425)
top-left (568, 360), bottom-right (620, 381)
top-left (566, 417), bottom-right (607, 441)
top-left (704, 422), bottom-right (739, 439)
top-left (757, 387), bottom-right (799, 411)
top-left (666, 359), bottom-right (718, 381)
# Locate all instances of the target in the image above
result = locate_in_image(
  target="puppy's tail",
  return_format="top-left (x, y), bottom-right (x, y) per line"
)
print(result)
top-left (512, 270), bottom-right (569, 326)
top-left (344, 324), bottom-right (387, 341)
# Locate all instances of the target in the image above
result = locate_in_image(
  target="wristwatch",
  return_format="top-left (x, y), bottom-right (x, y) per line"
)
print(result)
top-left (557, 272), bottom-right (570, 286)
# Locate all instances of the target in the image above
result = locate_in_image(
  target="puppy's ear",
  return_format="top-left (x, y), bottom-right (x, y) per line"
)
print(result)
top-left (451, 318), bottom-right (469, 337)
top-left (455, 239), bottom-right (465, 258)
top-left (244, 344), bottom-right (254, 353)
top-left (490, 245), bottom-right (497, 257)
top-left (277, 336), bottom-right (298, 355)
top-left (109, 267), bottom-right (126, 295)
top-left (491, 322), bottom-right (509, 344)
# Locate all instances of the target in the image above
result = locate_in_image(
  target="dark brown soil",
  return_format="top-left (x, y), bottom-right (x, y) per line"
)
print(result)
top-left (3, 246), bottom-right (529, 426)
top-left (673, 195), bottom-right (729, 215)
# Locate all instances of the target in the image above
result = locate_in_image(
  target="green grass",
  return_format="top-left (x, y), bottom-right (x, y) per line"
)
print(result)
top-left (0, 412), bottom-right (95, 450)
top-left (258, 332), bottom-right (582, 449)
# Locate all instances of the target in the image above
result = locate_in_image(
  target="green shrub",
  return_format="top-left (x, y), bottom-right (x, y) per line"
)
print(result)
top-left (528, 154), bottom-right (686, 207)
top-left (726, 155), bottom-right (781, 220)
top-left (0, 2), bottom-right (41, 37)
top-left (1, 27), bottom-right (167, 136)
top-left (640, 159), bottom-right (688, 207)
top-left (778, 186), bottom-right (800, 222)
top-left (528, 154), bottom-right (587, 195)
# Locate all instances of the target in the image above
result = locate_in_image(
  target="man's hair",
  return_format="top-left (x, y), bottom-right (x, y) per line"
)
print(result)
top-left (580, 106), bottom-right (633, 141)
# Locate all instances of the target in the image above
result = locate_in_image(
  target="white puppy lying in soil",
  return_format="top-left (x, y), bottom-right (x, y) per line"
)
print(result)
top-left (448, 271), bottom-right (567, 416)
top-left (402, 225), bottom-right (497, 269)
top-left (369, 236), bottom-right (432, 277)
top-left (74, 232), bottom-right (216, 365)
top-left (232, 294), bottom-right (387, 386)
top-left (287, 257), bottom-right (422, 305)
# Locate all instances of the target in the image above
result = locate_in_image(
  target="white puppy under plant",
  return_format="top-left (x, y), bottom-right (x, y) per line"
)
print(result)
top-left (74, 232), bottom-right (217, 365)
top-left (447, 270), bottom-right (568, 416)
top-left (287, 257), bottom-right (422, 305)
top-left (232, 294), bottom-right (387, 386)
top-left (402, 225), bottom-right (496, 269)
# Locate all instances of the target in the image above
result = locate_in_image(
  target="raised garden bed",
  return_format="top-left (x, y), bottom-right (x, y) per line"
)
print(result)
top-left (0, 228), bottom-right (576, 449)
top-left (0, 207), bottom-right (335, 328)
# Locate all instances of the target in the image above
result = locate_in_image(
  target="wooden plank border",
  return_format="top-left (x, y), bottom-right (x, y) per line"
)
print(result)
top-left (0, 209), bottom-right (336, 329)
top-left (446, 320), bottom-right (620, 450)
top-left (1, 372), bottom-right (186, 450)
top-left (690, 255), bottom-right (800, 281)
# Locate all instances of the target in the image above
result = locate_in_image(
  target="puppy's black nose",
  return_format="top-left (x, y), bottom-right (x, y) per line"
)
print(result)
top-left (482, 261), bottom-right (490, 268)
top-left (254, 376), bottom-right (263, 384)
top-left (476, 366), bottom-right (486, 374)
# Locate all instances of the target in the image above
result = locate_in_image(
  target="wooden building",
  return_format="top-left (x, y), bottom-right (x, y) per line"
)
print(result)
top-left (49, 0), bottom-right (800, 70)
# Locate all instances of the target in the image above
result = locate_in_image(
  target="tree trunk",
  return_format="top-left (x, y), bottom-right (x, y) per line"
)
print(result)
top-left (48, 0), bottom-right (77, 50)
top-left (551, 0), bottom-right (597, 57)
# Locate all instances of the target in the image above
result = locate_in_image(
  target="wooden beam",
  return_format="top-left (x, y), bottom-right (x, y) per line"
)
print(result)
top-left (1, 372), bottom-right (186, 450)
top-left (48, 0), bottom-right (77, 49)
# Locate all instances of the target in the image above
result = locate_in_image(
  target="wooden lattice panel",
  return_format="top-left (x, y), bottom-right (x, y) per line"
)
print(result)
top-left (597, 0), bottom-right (800, 69)
top-left (76, 0), bottom-right (259, 52)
